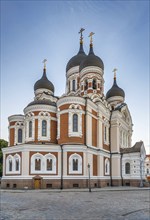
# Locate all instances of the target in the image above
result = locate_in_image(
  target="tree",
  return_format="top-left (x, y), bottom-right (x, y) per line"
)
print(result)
top-left (0, 139), bottom-right (8, 177)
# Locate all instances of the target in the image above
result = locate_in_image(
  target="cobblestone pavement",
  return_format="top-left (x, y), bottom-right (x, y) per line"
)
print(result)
top-left (0, 188), bottom-right (150, 220)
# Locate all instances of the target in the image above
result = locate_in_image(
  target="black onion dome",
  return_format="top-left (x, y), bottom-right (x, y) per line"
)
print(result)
top-left (34, 68), bottom-right (54, 92)
top-left (66, 43), bottom-right (87, 72)
top-left (79, 44), bottom-right (104, 72)
top-left (106, 78), bottom-right (125, 99)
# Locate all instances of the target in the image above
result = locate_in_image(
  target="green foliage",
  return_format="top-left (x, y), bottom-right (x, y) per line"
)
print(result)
top-left (0, 139), bottom-right (8, 177)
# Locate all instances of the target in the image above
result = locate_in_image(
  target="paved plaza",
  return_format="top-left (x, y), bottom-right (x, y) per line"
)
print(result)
top-left (0, 187), bottom-right (150, 220)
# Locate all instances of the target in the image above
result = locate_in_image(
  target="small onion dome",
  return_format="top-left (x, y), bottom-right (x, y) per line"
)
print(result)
top-left (79, 44), bottom-right (104, 72)
top-left (34, 68), bottom-right (54, 93)
top-left (66, 43), bottom-right (87, 72)
top-left (106, 77), bottom-right (125, 99)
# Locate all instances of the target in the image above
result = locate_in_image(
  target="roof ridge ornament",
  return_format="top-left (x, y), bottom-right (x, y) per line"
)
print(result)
top-left (112, 68), bottom-right (117, 80)
top-left (43, 59), bottom-right (47, 70)
top-left (88, 32), bottom-right (95, 46)
top-left (79, 28), bottom-right (85, 44)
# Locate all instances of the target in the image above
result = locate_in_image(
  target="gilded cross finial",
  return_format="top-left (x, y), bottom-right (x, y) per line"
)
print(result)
top-left (79, 28), bottom-right (85, 44)
top-left (88, 32), bottom-right (95, 44)
top-left (112, 68), bottom-right (117, 79)
top-left (43, 59), bottom-right (47, 69)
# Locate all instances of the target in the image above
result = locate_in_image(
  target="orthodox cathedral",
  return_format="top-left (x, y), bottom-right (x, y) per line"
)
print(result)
top-left (2, 30), bottom-right (146, 189)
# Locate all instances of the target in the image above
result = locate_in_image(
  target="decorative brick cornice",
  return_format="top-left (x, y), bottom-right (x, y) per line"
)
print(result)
top-left (24, 105), bottom-right (57, 114)
top-left (57, 96), bottom-right (85, 107)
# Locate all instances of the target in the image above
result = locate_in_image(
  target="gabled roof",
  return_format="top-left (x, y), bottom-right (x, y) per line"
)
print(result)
top-left (120, 141), bottom-right (143, 153)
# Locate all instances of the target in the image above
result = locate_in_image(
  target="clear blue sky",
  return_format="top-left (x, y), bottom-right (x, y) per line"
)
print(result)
top-left (1, 1), bottom-right (149, 153)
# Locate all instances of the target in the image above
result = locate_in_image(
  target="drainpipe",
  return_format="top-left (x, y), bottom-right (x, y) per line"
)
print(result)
top-left (60, 144), bottom-right (63, 189)
top-left (120, 152), bottom-right (123, 186)
top-left (109, 109), bottom-right (113, 186)
top-left (85, 98), bottom-right (87, 145)
top-left (85, 97), bottom-right (89, 188)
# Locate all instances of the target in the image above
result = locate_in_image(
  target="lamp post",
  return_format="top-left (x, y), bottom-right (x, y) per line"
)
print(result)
top-left (140, 157), bottom-right (143, 187)
top-left (88, 163), bottom-right (91, 192)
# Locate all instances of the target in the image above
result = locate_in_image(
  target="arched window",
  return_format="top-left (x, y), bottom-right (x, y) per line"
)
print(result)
top-left (15, 159), bottom-right (19, 171)
top-left (147, 169), bottom-right (149, 174)
top-left (104, 126), bottom-right (107, 142)
top-left (18, 129), bottom-right (22, 143)
top-left (84, 79), bottom-right (88, 90)
top-left (47, 159), bottom-right (52, 171)
top-left (73, 158), bottom-right (78, 171)
top-left (9, 160), bottom-right (12, 171)
top-left (125, 162), bottom-right (130, 174)
top-left (69, 153), bottom-right (82, 174)
top-left (35, 159), bottom-right (41, 171)
top-left (92, 79), bottom-right (97, 89)
top-left (29, 121), bottom-right (32, 137)
top-left (72, 80), bottom-right (76, 91)
top-left (42, 120), bottom-right (47, 136)
top-left (73, 114), bottom-right (78, 132)
top-left (105, 158), bottom-right (110, 175)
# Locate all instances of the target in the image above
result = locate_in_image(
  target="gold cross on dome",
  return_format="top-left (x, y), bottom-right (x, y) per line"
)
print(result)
top-left (43, 59), bottom-right (47, 68)
top-left (79, 28), bottom-right (85, 42)
top-left (112, 68), bottom-right (117, 79)
top-left (88, 32), bottom-right (95, 44)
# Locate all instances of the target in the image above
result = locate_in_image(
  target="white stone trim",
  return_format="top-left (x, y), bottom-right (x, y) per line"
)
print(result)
top-left (6, 154), bottom-right (21, 175)
top-left (24, 104), bottom-right (56, 114)
top-left (30, 152), bottom-right (56, 174)
top-left (80, 66), bottom-right (103, 78)
top-left (66, 66), bottom-right (79, 78)
top-left (68, 106), bottom-right (82, 137)
top-left (37, 112), bottom-right (50, 141)
top-left (69, 153), bottom-right (82, 174)
top-left (2, 144), bottom-right (61, 153)
top-left (57, 96), bottom-right (85, 107)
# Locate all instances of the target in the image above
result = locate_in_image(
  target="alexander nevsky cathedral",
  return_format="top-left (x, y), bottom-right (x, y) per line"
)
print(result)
top-left (2, 29), bottom-right (146, 189)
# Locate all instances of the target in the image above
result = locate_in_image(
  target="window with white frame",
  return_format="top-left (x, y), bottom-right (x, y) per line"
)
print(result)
top-left (72, 79), bottom-right (76, 91)
top-left (6, 154), bottom-right (21, 174)
top-left (125, 162), bottom-right (130, 174)
top-left (31, 153), bottom-right (56, 174)
top-left (35, 158), bottom-right (41, 171)
top-left (42, 120), bottom-right (47, 136)
top-left (105, 158), bottom-right (110, 175)
top-left (92, 79), bottom-right (97, 89)
top-left (9, 159), bottom-right (12, 171)
top-left (104, 123), bottom-right (109, 144)
top-left (73, 114), bottom-right (78, 132)
top-left (25, 112), bottom-right (35, 141)
top-left (68, 104), bottom-right (82, 137)
top-left (15, 159), bottom-right (19, 171)
top-left (29, 121), bottom-right (32, 138)
top-left (46, 159), bottom-right (52, 171)
top-left (84, 79), bottom-right (88, 90)
top-left (73, 158), bottom-right (78, 171)
top-left (38, 112), bottom-right (50, 141)
top-left (69, 153), bottom-right (82, 174)
top-left (18, 129), bottom-right (22, 143)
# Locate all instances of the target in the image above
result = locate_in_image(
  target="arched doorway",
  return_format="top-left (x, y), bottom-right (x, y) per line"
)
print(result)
top-left (33, 176), bottom-right (42, 189)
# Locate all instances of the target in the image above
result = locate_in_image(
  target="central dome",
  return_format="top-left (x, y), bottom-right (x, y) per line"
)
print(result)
top-left (66, 43), bottom-right (87, 72)
top-left (34, 68), bottom-right (54, 93)
top-left (79, 44), bottom-right (104, 72)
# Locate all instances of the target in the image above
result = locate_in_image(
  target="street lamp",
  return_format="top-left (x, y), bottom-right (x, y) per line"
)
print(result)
top-left (88, 163), bottom-right (91, 192)
top-left (140, 157), bottom-right (143, 187)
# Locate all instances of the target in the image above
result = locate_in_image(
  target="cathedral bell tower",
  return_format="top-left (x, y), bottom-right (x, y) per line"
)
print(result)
top-left (79, 32), bottom-right (104, 98)
top-left (65, 28), bottom-right (87, 95)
